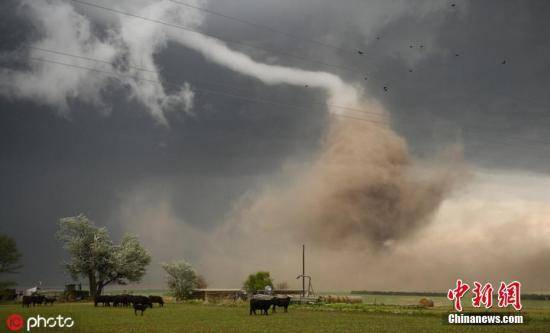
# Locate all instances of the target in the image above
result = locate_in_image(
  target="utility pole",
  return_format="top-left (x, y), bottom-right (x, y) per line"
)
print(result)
top-left (302, 244), bottom-right (305, 298)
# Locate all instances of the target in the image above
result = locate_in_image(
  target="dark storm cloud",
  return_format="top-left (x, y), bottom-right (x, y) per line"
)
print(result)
top-left (369, 1), bottom-right (550, 172)
top-left (0, 0), bottom-right (328, 284)
top-left (1, 0), bottom-right (549, 287)
top-left (206, 0), bottom-right (550, 171)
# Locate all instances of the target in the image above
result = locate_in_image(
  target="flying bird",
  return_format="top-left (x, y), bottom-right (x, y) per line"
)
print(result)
top-left (358, 50), bottom-right (364, 55)
top-left (364, 77), bottom-right (368, 80)
top-left (304, 85), bottom-right (309, 88)
top-left (501, 60), bottom-right (507, 64)
top-left (383, 86), bottom-right (389, 92)
top-left (409, 45), bottom-right (414, 48)
top-left (420, 45), bottom-right (425, 48)
top-left (409, 69), bottom-right (413, 73)
top-left (376, 36), bottom-right (380, 40)
top-left (451, 3), bottom-right (456, 7)
top-left (455, 53), bottom-right (460, 57)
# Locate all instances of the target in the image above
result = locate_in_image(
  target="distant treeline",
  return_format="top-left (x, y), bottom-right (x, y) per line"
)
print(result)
top-left (350, 291), bottom-right (550, 300)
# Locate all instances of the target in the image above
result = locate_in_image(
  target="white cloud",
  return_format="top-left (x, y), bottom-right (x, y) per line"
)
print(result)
top-left (0, 0), bottom-right (203, 123)
top-left (0, 0), bottom-right (117, 112)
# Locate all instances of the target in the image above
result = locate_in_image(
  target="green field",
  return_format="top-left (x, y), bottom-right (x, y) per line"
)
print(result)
top-left (2, 300), bottom-right (550, 333)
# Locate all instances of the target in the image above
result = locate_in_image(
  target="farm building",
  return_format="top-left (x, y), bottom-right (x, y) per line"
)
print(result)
top-left (190, 289), bottom-right (246, 301)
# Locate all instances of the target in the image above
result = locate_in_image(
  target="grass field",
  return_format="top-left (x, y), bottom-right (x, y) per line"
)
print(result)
top-left (2, 299), bottom-right (550, 333)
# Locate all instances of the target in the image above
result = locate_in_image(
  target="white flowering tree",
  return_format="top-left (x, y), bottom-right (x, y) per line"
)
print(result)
top-left (56, 214), bottom-right (151, 297)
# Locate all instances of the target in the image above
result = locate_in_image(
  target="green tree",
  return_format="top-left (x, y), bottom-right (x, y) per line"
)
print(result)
top-left (162, 260), bottom-right (198, 300)
top-left (56, 214), bottom-right (151, 297)
top-left (243, 271), bottom-right (273, 294)
top-left (0, 234), bottom-right (22, 288)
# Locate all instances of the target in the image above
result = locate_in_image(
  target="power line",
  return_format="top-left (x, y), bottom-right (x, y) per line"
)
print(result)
top-left (70, 0), bottom-right (365, 75)
top-left (16, 51), bottom-right (550, 146)
top-left (25, 56), bottom-right (550, 153)
top-left (12, 47), bottom-right (550, 149)
top-left (27, 56), bottom-right (387, 125)
top-left (26, 46), bottom-right (157, 74)
top-left (16, 34), bottom-right (550, 149)
top-left (29, 45), bottom-right (550, 131)
top-left (10, 55), bottom-right (550, 156)
top-left (8, 3), bottom-right (550, 157)
top-left (25, 45), bottom-right (386, 120)
top-left (166, 0), bottom-right (359, 55)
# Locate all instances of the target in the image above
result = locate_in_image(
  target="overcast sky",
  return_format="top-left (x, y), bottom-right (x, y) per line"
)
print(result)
top-left (1, 0), bottom-right (550, 290)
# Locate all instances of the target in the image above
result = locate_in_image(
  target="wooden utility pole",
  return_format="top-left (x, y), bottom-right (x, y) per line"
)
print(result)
top-left (302, 244), bottom-right (305, 297)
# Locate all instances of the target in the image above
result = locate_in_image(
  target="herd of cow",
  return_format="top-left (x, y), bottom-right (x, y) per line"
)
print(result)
top-left (22, 295), bottom-right (56, 307)
top-left (250, 295), bottom-right (292, 315)
top-left (94, 295), bottom-right (165, 315)
top-left (93, 294), bottom-right (164, 308)
top-left (21, 293), bottom-right (292, 316)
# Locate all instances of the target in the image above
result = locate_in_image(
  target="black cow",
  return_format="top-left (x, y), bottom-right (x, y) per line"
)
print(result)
top-left (94, 295), bottom-right (113, 307)
top-left (112, 295), bottom-right (123, 307)
top-left (123, 295), bottom-right (133, 306)
top-left (112, 295), bottom-right (122, 307)
top-left (122, 294), bottom-right (132, 307)
top-left (130, 295), bottom-right (153, 308)
top-left (22, 296), bottom-right (32, 307)
top-left (250, 297), bottom-right (273, 315)
top-left (31, 295), bottom-right (45, 306)
top-left (44, 297), bottom-right (56, 306)
top-left (271, 296), bottom-right (291, 313)
top-left (149, 295), bottom-right (164, 307)
top-left (133, 303), bottom-right (147, 316)
top-left (113, 295), bottom-right (132, 307)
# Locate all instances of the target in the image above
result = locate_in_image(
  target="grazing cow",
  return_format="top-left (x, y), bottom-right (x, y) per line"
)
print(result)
top-left (149, 296), bottom-right (164, 307)
top-left (31, 295), bottom-right (45, 306)
top-left (271, 296), bottom-right (291, 313)
top-left (94, 295), bottom-right (112, 307)
top-left (122, 294), bottom-right (132, 307)
top-left (44, 297), bottom-right (56, 306)
top-left (22, 296), bottom-right (32, 307)
top-left (131, 295), bottom-right (153, 308)
top-left (112, 295), bottom-right (123, 307)
top-left (116, 294), bottom-right (132, 307)
top-left (249, 296), bottom-right (273, 315)
top-left (133, 303), bottom-right (147, 316)
top-left (113, 295), bottom-right (131, 307)
top-left (123, 294), bottom-right (132, 306)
